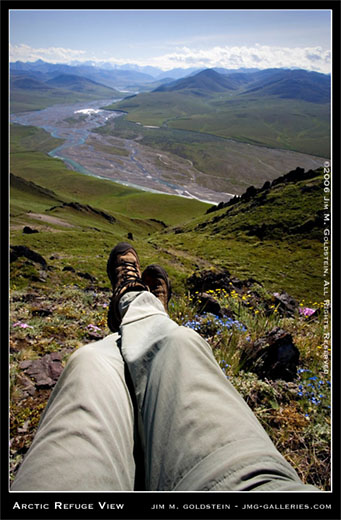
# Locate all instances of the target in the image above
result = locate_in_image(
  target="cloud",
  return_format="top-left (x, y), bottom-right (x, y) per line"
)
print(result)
top-left (149, 44), bottom-right (331, 73)
top-left (10, 44), bottom-right (87, 63)
top-left (9, 43), bottom-right (331, 74)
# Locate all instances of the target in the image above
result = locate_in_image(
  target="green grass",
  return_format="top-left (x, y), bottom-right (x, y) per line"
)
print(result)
top-left (9, 125), bottom-right (210, 297)
top-left (148, 173), bottom-right (325, 302)
top-left (10, 123), bottom-right (64, 154)
top-left (104, 91), bottom-right (330, 158)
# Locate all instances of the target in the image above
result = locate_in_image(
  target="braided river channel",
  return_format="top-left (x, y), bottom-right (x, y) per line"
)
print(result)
top-left (10, 98), bottom-right (229, 203)
top-left (11, 98), bottom-right (325, 204)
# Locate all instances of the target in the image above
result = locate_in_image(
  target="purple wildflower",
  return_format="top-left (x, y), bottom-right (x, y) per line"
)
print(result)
top-left (12, 322), bottom-right (33, 329)
top-left (87, 324), bottom-right (101, 331)
top-left (299, 307), bottom-right (316, 317)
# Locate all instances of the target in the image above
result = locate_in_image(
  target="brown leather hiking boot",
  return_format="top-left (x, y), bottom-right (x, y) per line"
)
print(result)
top-left (107, 242), bottom-right (149, 332)
top-left (142, 264), bottom-right (172, 313)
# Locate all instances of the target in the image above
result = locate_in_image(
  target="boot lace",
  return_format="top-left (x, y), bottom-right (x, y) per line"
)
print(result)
top-left (114, 260), bottom-right (145, 294)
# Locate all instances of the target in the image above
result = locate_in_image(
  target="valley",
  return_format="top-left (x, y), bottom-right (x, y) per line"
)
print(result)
top-left (10, 67), bottom-right (330, 201)
top-left (11, 98), bottom-right (326, 203)
top-left (9, 85), bottom-right (331, 494)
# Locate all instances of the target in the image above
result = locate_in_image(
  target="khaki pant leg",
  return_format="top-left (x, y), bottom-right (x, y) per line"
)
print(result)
top-left (119, 292), bottom-right (318, 492)
top-left (12, 335), bottom-right (136, 491)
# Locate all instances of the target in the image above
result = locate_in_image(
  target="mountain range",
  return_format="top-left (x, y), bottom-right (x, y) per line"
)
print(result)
top-left (11, 73), bottom-right (119, 93)
top-left (154, 68), bottom-right (330, 103)
top-left (10, 60), bottom-right (331, 103)
top-left (10, 60), bottom-right (179, 87)
top-left (102, 67), bottom-right (330, 158)
top-left (10, 67), bottom-right (122, 113)
top-left (155, 68), bottom-right (239, 93)
top-left (9, 61), bottom-right (330, 167)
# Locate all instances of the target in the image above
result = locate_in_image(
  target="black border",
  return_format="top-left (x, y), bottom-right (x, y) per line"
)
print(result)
top-left (2, 1), bottom-right (340, 519)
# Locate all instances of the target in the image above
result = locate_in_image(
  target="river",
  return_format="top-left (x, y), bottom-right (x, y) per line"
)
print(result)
top-left (10, 98), bottom-right (325, 205)
top-left (10, 99), bottom-right (225, 204)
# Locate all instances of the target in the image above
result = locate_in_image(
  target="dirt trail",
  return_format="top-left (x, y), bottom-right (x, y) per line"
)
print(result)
top-left (28, 213), bottom-right (75, 228)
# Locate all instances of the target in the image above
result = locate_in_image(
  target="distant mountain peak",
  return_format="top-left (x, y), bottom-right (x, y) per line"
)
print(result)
top-left (197, 68), bottom-right (221, 77)
top-left (45, 73), bottom-right (114, 90)
top-left (154, 68), bottom-right (239, 93)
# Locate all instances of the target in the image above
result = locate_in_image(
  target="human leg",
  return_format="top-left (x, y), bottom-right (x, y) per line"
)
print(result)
top-left (102, 242), bottom-right (318, 492)
top-left (11, 335), bottom-right (136, 491)
top-left (119, 290), bottom-right (317, 491)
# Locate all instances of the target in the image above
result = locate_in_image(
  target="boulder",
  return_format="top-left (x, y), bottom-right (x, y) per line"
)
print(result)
top-left (187, 269), bottom-right (231, 294)
top-left (241, 185), bottom-right (258, 201)
top-left (10, 246), bottom-right (47, 267)
top-left (31, 308), bottom-right (53, 317)
top-left (240, 327), bottom-right (299, 381)
top-left (23, 226), bottom-right (39, 234)
top-left (196, 292), bottom-right (223, 316)
top-left (261, 181), bottom-right (271, 191)
top-left (187, 269), bottom-right (262, 296)
top-left (272, 292), bottom-right (298, 317)
top-left (62, 265), bottom-right (76, 273)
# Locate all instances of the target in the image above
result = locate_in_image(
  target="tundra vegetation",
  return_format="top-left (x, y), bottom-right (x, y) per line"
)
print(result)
top-left (9, 123), bottom-right (330, 490)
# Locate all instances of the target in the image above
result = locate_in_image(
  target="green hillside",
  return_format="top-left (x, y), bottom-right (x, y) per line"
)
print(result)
top-left (104, 71), bottom-right (330, 158)
top-left (153, 169), bottom-right (325, 301)
top-left (10, 123), bottom-right (64, 154)
top-left (10, 124), bottom-right (325, 300)
top-left (10, 125), bottom-right (209, 284)
top-left (45, 74), bottom-right (118, 95)
top-left (9, 124), bottom-right (330, 491)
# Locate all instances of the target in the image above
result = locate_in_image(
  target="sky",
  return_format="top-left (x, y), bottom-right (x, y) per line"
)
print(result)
top-left (9, 9), bottom-right (332, 73)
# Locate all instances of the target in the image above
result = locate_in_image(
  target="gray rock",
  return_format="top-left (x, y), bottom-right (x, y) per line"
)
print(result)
top-left (20, 352), bottom-right (64, 389)
top-left (272, 292), bottom-right (298, 317)
top-left (196, 292), bottom-right (223, 317)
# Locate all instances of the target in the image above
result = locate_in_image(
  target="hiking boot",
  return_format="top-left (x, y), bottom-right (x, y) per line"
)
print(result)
top-left (142, 264), bottom-right (172, 313)
top-left (107, 242), bottom-right (149, 331)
